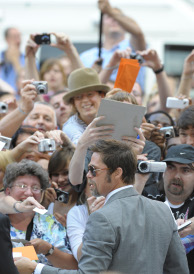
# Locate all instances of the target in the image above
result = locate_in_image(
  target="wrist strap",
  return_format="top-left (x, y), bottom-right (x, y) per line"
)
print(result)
top-left (154, 65), bottom-right (164, 74)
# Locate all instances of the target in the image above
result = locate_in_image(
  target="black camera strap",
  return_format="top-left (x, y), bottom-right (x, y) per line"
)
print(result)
top-left (25, 218), bottom-right (34, 241)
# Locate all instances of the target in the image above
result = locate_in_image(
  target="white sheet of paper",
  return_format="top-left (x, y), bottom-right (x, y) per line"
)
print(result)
top-left (33, 207), bottom-right (48, 215)
top-left (13, 252), bottom-right (22, 258)
top-left (96, 99), bottom-right (146, 140)
top-left (0, 141), bottom-right (5, 151)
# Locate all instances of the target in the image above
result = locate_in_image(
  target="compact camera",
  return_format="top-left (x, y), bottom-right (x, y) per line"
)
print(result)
top-left (0, 136), bottom-right (12, 150)
top-left (38, 139), bottom-right (56, 152)
top-left (159, 126), bottom-right (175, 139)
top-left (34, 33), bottom-right (51, 45)
top-left (0, 102), bottom-right (8, 113)
top-left (137, 161), bottom-right (167, 173)
top-left (166, 97), bottom-right (189, 109)
top-left (130, 53), bottom-right (144, 64)
top-left (32, 81), bottom-right (48, 94)
top-left (55, 189), bottom-right (69, 203)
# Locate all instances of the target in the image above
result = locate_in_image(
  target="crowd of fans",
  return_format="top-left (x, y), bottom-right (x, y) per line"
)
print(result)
top-left (0, 0), bottom-right (194, 273)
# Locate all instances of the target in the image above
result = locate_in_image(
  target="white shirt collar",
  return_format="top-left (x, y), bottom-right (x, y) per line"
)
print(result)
top-left (105, 185), bottom-right (133, 204)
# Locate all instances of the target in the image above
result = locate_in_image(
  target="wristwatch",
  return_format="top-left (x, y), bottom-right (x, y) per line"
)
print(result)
top-left (45, 245), bottom-right (55, 257)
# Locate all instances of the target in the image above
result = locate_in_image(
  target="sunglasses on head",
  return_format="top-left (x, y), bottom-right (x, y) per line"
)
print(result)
top-left (88, 165), bottom-right (109, 177)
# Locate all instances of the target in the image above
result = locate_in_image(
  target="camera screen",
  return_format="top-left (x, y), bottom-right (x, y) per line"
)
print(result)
top-left (34, 34), bottom-right (51, 45)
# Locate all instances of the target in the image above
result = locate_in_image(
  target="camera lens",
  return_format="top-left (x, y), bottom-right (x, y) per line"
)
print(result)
top-left (139, 162), bottom-right (148, 171)
top-left (165, 131), bottom-right (171, 138)
top-left (37, 84), bottom-right (46, 94)
top-left (58, 194), bottom-right (65, 203)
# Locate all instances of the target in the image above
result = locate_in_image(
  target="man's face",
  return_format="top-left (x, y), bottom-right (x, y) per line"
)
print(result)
top-left (87, 152), bottom-right (115, 197)
top-left (5, 175), bottom-right (42, 203)
top-left (103, 12), bottom-right (125, 37)
top-left (163, 162), bottom-right (194, 204)
top-left (24, 104), bottom-right (56, 132)
top-left (73, 91), bottom-right (103, 124)
top-left (179, 126), bottom-right (194, 146)
top-left (6, 28), bottom-right (21, 48)
top-left (50, 93), bottom-right (72, 128)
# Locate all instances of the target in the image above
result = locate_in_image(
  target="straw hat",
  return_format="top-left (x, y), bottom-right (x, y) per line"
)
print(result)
top-left (63, 68), bottom-right (110, 104)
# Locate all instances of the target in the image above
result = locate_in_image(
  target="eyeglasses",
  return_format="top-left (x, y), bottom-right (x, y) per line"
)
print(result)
top-left (88, 165), bottom-right (109, 177)
top-left (12, 184), bottom-right (42, 194)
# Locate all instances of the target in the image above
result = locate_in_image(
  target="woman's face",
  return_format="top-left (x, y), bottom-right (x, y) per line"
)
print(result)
top-left (73, 91), bottom-right (103, 124)
top-left (51, 166), bottom-right (72, 193)
top-left (43, 64), bottom-right (65, 92)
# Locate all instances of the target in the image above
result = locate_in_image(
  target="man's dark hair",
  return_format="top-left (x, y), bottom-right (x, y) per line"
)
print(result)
top-left (177, 105), bottom-right (194, 130)
top-left (3, 159), bottom-right (49, 191)
top-left (90, 139), bottom-right (137, 185)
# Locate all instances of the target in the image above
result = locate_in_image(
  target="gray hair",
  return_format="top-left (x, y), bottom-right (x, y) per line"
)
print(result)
top-left (3, 159), bottom-right (49, 191)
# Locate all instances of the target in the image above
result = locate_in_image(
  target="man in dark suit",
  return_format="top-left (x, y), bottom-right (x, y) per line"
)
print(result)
top-left (15, 139), bottom-right (189, 274)
top-left (0, 213), bottom-right (19, 274)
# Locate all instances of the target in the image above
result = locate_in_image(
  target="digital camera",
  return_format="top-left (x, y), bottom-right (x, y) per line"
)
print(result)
top-left (0, 136), bottom-right (12, 149)
top-left (32, 81), bottom-right (48, 94)
top-left (166, 97), bottom-right (189, 109)
top-left (38, 139), bottom-right (56, 152)
top-left (130, 53), bottom-right (144, 64)
top-left (55, 189), bottom-right (69, 203)
top-left (34, 33), bottom-right (51, 45)
top-left (137, 161), bottom-right (167, 173)
top-left (159, 126), bottom-right (175, 139)
top-left (0, 102), bottom-right (8, 113)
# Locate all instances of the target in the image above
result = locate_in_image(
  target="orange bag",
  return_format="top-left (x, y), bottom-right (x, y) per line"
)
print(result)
top-left (114, 58), bottom-right (140, 93)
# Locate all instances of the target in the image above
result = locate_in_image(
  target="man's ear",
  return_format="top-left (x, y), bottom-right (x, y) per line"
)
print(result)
top-left (100, 92), bottom-right (105, 99)
top-left (114, 167), bottom-right (123, 179)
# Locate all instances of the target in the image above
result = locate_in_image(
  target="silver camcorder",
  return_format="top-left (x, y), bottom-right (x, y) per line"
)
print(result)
top-left (32, 81), bottom-right (48, 94)
top-left (159, 126), bottom-right (175, 139)
top-left (0, 136), bottom-right (12, 149)
top-left (38, 139), bottom-right (56, 152)
top-left (0, 102), bottom-right (8, 113)
top-left (137, 161), bottom-right (167, 173)
top-left (166, 97), bottom-right (189, 109)
top-left (55, 189), bottom-right (69, 203)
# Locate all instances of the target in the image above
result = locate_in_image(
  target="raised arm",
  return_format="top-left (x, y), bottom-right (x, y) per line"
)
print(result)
top-left (24, 34), bottom-right (40, 80)
top-left (69, 116), bottom-right (114, 186)
top-left (51, 32), bottom-right (84, 70)
top-left (98, 0), bottom-right (146, 51)
top-left (0, 80), bottom-right (37, 137)
top-left (139, 49), bottom-right (173, 112)
top-left (177, 49), bottom-right (194, 97)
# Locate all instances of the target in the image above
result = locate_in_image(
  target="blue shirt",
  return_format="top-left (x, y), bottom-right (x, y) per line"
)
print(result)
top-left (62, 113), bottom-right (87, 145)
top-left (0, 50), bottom-right (25, 92)
top-left (80, 39), bottom-right (145, 91)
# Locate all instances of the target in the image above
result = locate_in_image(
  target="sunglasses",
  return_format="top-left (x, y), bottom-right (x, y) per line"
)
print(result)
top-left (88, 165), bottom-right (109, 177)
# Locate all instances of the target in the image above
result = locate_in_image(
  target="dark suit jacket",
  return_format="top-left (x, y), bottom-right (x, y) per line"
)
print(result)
top-left (42, 187), bottom-right (189, 274)
top-left (0, 213), bottom-right (19, 274)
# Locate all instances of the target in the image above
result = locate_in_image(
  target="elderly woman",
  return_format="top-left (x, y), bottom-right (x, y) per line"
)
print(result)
top-left (4, 160), bottom-right (77, 269)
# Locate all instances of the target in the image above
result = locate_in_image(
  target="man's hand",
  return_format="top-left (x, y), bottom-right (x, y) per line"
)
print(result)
top-left (50, 32), bottom-right (73, 52)
top-left (45, 130), bottom-right (74, 148)
top-left (30, 238), bottom-right (51, 255)
top-left (19, 80), bottom-right (37, 114)
top-left (141, 122), bottom-right (155, 140)
top-left (78, 116), bottom-right (114, 148)
top-left (17, 197), bottom-right (45, 212)
top-left (122, 127), bottom-right (146, 155)
top-left (25, 34), bottom-right (40, 58)
top-left (137, 49), bottom-right (162, 72)
top-left (15, 257), bottom-right (37, 274)
top-left (179, 217), bottom-right (194, 238)
top-left (98, 0), bottom-right (113, 15)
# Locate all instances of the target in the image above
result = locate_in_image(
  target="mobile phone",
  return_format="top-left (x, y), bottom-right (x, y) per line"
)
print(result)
top-left (178, 220), bottom-right (192, 232)
top-left (34, 33), bottom-right (51, 45)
